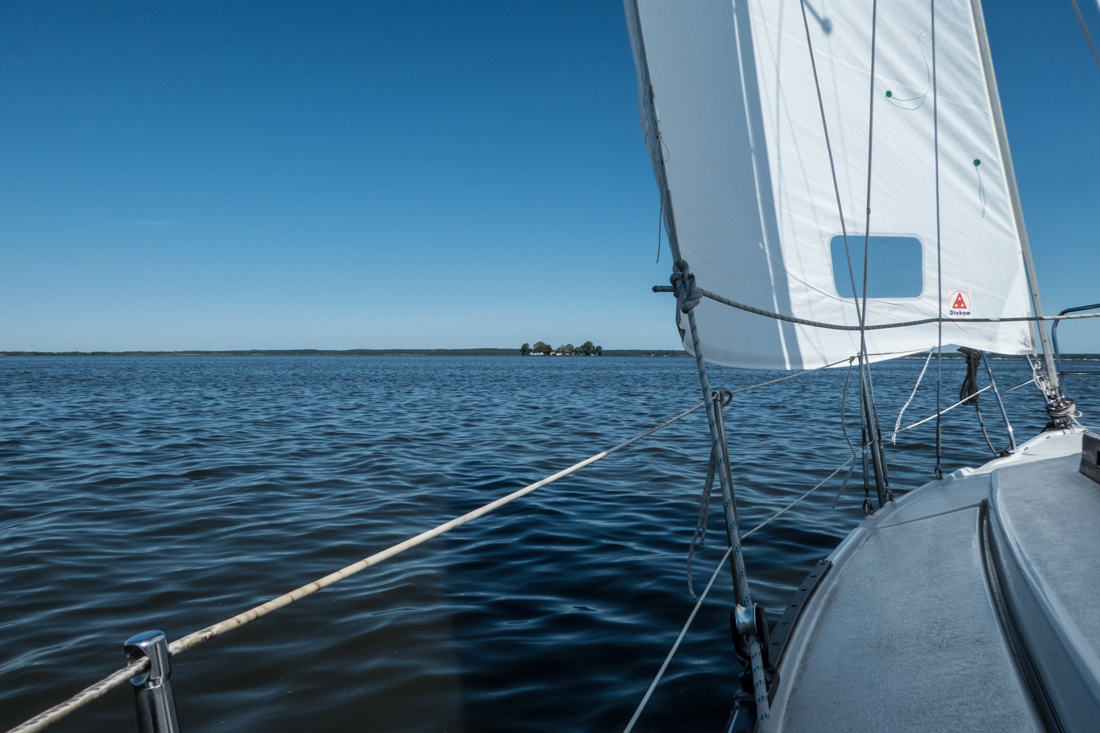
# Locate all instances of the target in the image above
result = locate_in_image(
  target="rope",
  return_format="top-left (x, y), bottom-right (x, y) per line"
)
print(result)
top-left (670, 260), bottom-right (703, 314)
top-left (1070, 0), bottom-right (1100, 69)
top-left (677, 294), bottom-right (774, 726)
top-left (839, 358), bottom-right (858, 459)
top-left (680, 359), bottom-right (854, 600)
top-left (687, 446), bottom-right (719, 599)
top-left (1029, 354), bottom-right (1055, 401)
top-left (958, 347), bottom-right (998, 455)
top-left (1005, 377), bottom-right (1037, 394)
top-left (3, 663), bottom-right (150, 733)
top-left (627, 371), bottom-right (1040, 732)
top-left (860, 0), bottom-right (880, 368)
top-left (852, 0), bottom-right (885, 515)
top-left (622, 546), bottom-right (733, 733)
top-left (677, 265), bottom-right (771, 730)
top-left (974, 159), bottom-right (987, 218)
top-left (656, 188), bottom-right (664, 263)
top-left (165, 398), bottom-right (698, 659)
top-left (797, 0), bottom-right (881, 511)
top-left (10, 361), bottom-right (850, 733)
top-left (721, 358), bottom-right (855, 392)
top-left (892, 349), bottom-right (934, 444)
top-left (885, 32), bottom-right (931, 110)
top-left (744, 459), bottom-right (855, 537)
top-left (834, 360), bottom-right (859, 508)
top-left (9, 401), bottom-right (712, 733)
top-left (798, 0), bottom-right (864, 335)
top-left (933, 0), bottom-right (944, 479)
top-left (981, 353), bottom-right (1018, 451)
top-left (624, 458), bottom-right (854, 733)
top-left (652, 284), bottom-right (1100, 332)
top-left (799, 0), bottom-right (883, 516)
top-left (903, 384), bottom-right (992, 432)
top-left (897, 376), bottom-right (1035, 434)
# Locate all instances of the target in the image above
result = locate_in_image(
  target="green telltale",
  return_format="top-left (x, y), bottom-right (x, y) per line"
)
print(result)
top-left (885, 90), bottom-right (893, 98)
top-left (973, 159), bottom-right (981, 166)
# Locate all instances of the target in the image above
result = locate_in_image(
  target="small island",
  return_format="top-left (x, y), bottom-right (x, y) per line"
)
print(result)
top-left (521, 341), bottom-right (601, 356)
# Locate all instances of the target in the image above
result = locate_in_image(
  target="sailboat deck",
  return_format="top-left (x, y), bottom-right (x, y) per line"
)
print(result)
top-left (991, 452), bottom-right (1100, 727)
top-left (773, 500), bottom-right (1042, 732)
top-left (770, 429), bottom-right (1100, 732)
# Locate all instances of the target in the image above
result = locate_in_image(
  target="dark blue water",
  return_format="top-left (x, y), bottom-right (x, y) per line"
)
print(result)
top-left (2, 355), bottom-right (1092, 732)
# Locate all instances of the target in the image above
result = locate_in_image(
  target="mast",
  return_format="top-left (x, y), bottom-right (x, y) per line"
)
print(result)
top-left (969, 0), bottom-right (1062, 398)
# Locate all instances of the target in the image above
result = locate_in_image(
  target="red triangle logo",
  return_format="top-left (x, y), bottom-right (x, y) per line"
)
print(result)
top-left (952, 293), bottom-right (968, 309)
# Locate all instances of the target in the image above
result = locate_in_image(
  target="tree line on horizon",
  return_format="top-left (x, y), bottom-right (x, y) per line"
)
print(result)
top-left (521, 341), bottom-right (602, 356)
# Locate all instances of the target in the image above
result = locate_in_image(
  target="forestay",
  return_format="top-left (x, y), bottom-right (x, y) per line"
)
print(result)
top-left (625, 0), bottom-right (1035, 370)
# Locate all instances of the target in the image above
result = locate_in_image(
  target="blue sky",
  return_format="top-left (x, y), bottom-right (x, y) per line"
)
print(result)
top-left (1, 1), bottom-right (1098, 352)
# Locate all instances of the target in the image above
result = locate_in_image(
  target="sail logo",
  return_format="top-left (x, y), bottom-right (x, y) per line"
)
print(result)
top-left (949, 290), bottom-right (972, 317)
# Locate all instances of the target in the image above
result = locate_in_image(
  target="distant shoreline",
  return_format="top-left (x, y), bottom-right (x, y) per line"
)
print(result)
top-left (0, 348), bottom-right (693, 357)
top-left (3, 350), bottom-right (1097, 359)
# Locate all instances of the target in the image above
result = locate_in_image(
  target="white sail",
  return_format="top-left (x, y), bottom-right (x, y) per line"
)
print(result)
top-left (626, 0), bottom-right (1036, 370)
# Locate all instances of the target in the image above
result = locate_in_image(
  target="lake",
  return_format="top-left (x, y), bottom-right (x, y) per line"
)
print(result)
top-left (1, 354), bottom-right (1090, 732)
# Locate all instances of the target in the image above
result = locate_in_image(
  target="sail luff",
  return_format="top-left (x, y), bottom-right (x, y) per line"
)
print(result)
top-left (623, 0), bottom-right (683, 267)
top-left (968, 0), bottom-right (1061, 394)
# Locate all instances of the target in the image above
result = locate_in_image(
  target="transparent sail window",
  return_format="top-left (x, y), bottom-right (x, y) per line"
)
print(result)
top-left (830, 236), bottom-right (924, 299)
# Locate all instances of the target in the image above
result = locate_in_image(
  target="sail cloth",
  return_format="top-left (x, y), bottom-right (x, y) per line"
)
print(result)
top-left (625, 0), bottom-right (1036, 370)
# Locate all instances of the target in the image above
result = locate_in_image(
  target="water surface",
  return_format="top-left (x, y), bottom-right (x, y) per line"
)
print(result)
top-left (2, 355), bottom-right (1090, 731)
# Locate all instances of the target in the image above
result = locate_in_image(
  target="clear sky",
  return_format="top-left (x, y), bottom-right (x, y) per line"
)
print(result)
top-left (1, 1), bottom-right (1098, 353)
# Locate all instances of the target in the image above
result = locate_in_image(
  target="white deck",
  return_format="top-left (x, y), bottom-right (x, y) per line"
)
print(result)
top-left (991, 452), bottom-right (1100, 728)
top-left (770, 429), bottom-right (1096, 732)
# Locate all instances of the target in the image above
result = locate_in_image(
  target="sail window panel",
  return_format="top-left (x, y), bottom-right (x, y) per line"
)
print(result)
top-left (830, 236), bottom-right (923, 299)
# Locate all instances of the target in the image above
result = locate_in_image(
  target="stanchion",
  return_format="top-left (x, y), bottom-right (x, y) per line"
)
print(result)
top-left (124, 631), bottom-right (181, 733)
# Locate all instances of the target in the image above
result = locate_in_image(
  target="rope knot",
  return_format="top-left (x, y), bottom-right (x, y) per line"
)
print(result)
top-left (670, 259), bottom-right (703, 314)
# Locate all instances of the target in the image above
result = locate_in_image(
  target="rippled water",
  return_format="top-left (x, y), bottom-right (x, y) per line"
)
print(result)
top-left (2, 355), bottom-right (1093, 732)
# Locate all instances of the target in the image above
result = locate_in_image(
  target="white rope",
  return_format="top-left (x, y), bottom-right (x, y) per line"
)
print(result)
top-left (739, 458), bottom-right (854, 539)
top-left (1005, 377), bottom-right (1037, 394)
top-left (898, 377), bottom-right (1036, 434)
top-left (902, 384), bottom-right (993, 432)
top-left (622, 458), bottom-right (853, 733)
top-left (621, 545), bottom-right (732, 733)
top-left (892, 349), bottom-right (935, 444)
